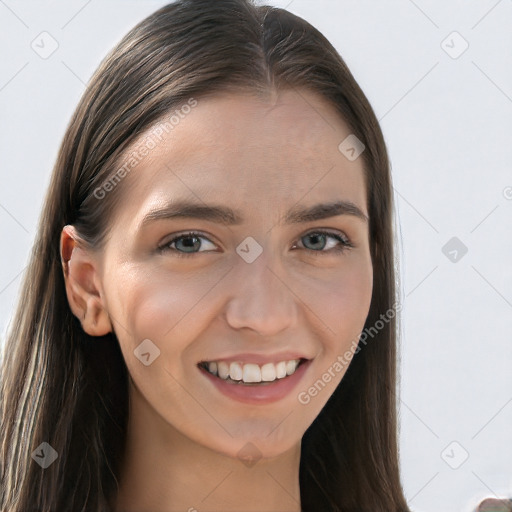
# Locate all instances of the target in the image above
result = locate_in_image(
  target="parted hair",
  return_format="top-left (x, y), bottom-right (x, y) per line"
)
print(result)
top-left (0, 1), bottom-right (410, 510)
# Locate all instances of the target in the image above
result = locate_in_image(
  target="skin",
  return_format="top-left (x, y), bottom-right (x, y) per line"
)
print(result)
top-left (477, 498), bottom-right (512, 512)
top-left (60, 88), bottom-right (373, 512)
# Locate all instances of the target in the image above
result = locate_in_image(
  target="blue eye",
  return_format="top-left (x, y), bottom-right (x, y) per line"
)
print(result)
top-left (158, 232), bottom-right (217, 257)
top-left (297, 230), bottom-right (353, 254)
top-left (158, 230), bottom-right (353, 258)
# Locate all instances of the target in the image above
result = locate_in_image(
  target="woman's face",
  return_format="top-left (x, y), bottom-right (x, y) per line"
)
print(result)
top-left (94, 89), bottom-right (373, 460)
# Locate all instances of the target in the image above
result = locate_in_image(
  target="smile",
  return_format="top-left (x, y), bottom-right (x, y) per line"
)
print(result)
top-left (198, 358), bottom-right (306, 385)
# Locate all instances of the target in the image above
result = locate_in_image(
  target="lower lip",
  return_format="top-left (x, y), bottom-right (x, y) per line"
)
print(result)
top-left (199, 360), bottom-right (312, 405)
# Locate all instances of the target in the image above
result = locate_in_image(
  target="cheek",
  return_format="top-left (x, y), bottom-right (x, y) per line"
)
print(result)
top-left (106, 265), bottom-right (232, 378)
top-left (104, 264), bottom-right (223, 363)
top-left (339, 261), bottom-right (373, 328)
top-left (300, 256), bottom-right (373, 349)
top-left (104, 267), bottom-right (217, 410)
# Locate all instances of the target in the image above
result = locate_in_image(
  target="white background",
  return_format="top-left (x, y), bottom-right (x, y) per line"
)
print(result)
top-left (0, 1), bottom-right (511, 511)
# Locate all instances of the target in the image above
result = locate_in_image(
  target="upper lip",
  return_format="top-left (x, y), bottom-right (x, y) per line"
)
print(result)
top-left (198, 352), bottom-right (312, 366)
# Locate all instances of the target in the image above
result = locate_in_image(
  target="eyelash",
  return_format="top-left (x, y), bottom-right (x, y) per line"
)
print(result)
top-left (157, 230), bottom-right (354, 258)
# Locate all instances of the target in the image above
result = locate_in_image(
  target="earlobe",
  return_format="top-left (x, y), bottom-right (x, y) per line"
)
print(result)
top-left (60, 225), bottom-right (112, 336)
top-left (80, 295), bottom-right (112, 336)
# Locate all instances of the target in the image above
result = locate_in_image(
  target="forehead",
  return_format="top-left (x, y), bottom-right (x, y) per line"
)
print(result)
top-left (113, 89), bottom-right (368, 226)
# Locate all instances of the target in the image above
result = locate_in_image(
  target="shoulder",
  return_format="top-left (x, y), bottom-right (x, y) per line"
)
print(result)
top-left (476, 498), bottom-right (512, 511)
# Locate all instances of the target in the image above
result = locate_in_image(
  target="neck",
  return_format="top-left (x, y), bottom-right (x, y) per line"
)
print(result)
top-left (112, 383), bottom-right (302, 512)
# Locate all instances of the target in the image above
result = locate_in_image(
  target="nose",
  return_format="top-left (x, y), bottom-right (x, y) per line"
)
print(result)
top-left (223, 244), bottom-right (298, 336)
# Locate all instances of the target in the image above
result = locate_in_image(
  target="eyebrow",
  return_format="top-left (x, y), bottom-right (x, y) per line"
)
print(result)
top-left (139, 199), bottom-right (368, 230)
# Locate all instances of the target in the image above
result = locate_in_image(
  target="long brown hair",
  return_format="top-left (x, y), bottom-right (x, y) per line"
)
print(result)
top-left (0, 1), bottom-right (410, 510)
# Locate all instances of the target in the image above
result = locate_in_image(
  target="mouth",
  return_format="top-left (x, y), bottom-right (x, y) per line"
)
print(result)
top-left (197, 358), bottom-right (309, 386)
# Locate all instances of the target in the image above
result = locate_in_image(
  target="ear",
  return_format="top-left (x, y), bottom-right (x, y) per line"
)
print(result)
top-left (60, 225), bottom-right (112, 336)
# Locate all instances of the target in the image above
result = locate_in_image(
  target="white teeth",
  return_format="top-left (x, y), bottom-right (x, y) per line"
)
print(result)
top-left (208, 361), bottom-right (217, 376)
top-left (260, 363), bottom-right (276, 382)
top-left (242, 363), bottom-right (261, 383)
top-left (286, 360), bottom-right (297, 376)
top-left (275, 361), bottom-right (287, 379)
top-left (229, 362), bottom-right (243, 381)
top-left (217, 361), bottom-right (229, 379)
top-left (203, 358), bottom-right (302, 383)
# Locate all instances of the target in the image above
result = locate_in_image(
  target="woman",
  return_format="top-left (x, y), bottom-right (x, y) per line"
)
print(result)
top-left (0, 1), bottom-right (411, 510)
